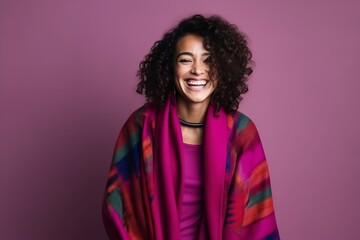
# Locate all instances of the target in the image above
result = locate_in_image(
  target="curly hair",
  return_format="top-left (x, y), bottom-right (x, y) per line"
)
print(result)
top-left (136, 14), bottom-right (253, 114)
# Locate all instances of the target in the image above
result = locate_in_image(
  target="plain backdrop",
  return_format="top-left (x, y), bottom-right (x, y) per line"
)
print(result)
top-left (1, 0), bottom-right (359, 239)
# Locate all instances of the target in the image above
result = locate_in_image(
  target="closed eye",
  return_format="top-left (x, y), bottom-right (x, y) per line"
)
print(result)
top-left (178, 59), bottom-right (192, 63)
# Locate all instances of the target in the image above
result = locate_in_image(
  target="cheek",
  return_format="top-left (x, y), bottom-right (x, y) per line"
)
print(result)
top-left (175, 64), bottom-right (191, 77)
top-left (173, 69), bottom-right (181, 90)
top-left (173, 67), bottom-right (180, 82)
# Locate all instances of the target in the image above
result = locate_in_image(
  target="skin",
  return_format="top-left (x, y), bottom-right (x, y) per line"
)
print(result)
top-left (174, 34), bottom-right (217, 144)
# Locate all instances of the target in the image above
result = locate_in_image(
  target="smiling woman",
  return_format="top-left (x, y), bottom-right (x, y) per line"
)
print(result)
top-left (174, 35), bottom-right (216, 113)
top-left (102, 14), bottom-right (280, 239)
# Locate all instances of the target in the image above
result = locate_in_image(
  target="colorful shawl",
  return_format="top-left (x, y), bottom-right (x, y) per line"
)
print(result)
top-left (102, 94), bottom-right (280, 239)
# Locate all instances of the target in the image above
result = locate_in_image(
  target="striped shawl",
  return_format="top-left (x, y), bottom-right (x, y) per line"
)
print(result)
top-left (102, 95), bottom-right (280, 239)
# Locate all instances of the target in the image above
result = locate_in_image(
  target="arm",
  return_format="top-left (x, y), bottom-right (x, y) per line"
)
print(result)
top-left (224, 114), bottom-right (280, 239)
top-left (102, 109), bottom-right (145, 240)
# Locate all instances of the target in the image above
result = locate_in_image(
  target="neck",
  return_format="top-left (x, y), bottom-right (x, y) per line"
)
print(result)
top-left (176, 97), bottom-right (210, 123)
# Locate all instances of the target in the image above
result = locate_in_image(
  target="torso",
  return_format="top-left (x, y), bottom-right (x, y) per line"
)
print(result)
top-left (180, 142), bottom-right (204, 239)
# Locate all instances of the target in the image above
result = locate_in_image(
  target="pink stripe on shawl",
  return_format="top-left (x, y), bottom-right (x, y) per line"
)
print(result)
top-left (108, 205), bottom-right (130, 240)
top-left (201, 104), bottom-right (230, 240)
top-left (239, 212), bottom-right (278, 239)
top-left (239, 139), bottom-right (266, 179)
top-left (222, 213), bottom-right (278, 240)
top-left (145, 94), bottom-right (184, 240)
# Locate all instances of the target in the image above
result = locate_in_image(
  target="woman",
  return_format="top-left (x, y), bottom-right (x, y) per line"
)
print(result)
top-left (102, 14), bottom-right (280, 239)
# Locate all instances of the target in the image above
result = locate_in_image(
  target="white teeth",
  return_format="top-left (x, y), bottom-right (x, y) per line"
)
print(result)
top-left (186, 80), bottom-right (207, 86)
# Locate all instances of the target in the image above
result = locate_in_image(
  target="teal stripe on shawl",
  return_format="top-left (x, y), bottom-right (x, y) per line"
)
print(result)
top-left (113, 132), bottom-right (141, 164)
top-left (236, 112), bottom-right (251, 133)
top-left (113, 106), bottom-right (145, 165)
top-left (247, 187), bottom-right (272, 208)
top-left (107, 189), bottom-right (124, 219)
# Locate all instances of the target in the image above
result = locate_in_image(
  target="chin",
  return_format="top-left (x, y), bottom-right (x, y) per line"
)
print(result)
top-left (182, 94), bottom-right (212, 104)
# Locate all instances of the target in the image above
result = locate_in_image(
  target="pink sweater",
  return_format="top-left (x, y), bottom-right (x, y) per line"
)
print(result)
top-left (180, 143), bottom-right (204, 239)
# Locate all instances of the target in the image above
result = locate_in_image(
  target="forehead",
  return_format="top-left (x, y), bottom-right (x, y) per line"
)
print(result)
top-left (175, 34), bottom-right (208, 53)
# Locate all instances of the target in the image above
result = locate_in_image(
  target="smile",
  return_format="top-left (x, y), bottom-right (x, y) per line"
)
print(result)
top-left (185, 79), bottom-right (208, 87)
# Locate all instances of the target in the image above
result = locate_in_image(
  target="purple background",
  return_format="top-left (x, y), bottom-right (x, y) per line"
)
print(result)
top-left (1, 0), bottom-right (360, 239)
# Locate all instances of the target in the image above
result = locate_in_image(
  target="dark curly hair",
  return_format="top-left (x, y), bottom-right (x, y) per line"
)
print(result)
top-left (136, 14), bottom-right (253, 114)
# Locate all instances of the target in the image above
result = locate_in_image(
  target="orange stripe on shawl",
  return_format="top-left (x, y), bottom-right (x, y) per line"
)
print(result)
top-left (250, 161), bottom-right (270, 188)
top-left (243, 197), bottom-right (274, 227)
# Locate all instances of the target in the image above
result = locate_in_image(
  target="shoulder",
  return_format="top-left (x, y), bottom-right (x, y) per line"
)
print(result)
top-left (123, 102), bottom-right (156, 128)
top-left (229, 111), bottom-right (258, 134)
top-left (126, 105), bottom-right (147, 125)
top-left (229, 111), bottom-right (262, 149)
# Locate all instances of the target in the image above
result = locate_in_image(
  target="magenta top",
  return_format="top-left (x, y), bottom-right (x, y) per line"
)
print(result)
top-left (180, 143), bottom-right (204, 239)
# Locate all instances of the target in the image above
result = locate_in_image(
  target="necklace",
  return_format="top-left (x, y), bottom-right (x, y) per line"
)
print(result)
top-left (178, 118), bottom-right (205, 128)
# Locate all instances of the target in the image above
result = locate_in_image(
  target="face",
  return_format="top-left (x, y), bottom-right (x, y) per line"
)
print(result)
top-left (174, 34), bottom-right (217, 106)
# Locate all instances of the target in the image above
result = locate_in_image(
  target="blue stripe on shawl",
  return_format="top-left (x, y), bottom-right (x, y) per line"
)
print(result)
top-left (115, 141), bottom-right (141, 181)
top-left (262, 229), bottom-right (280, 240)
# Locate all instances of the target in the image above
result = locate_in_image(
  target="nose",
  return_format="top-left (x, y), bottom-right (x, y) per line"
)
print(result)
top-left (190, 60), bottom-right (205, 75)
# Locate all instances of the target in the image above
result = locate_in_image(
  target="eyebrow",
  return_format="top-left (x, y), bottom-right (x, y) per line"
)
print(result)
top-left (176, 52), bottom-right (210, 58)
